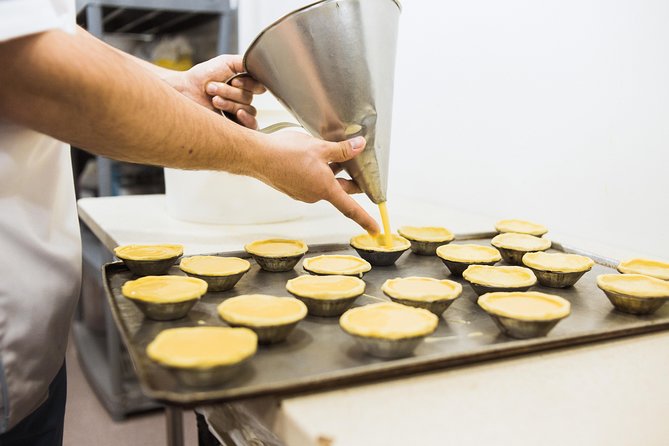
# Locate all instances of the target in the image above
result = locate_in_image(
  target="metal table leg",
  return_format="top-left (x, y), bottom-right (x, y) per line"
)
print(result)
top-left (165, 406), bottom-right (184, 446)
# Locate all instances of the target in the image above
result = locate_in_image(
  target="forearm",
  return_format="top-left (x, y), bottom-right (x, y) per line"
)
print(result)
top-left (0, 29), bottom-right (263, 173)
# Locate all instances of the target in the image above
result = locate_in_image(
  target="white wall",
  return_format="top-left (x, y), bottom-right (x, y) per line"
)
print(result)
top-left (238, 0), bottom-right (669, 259)
top-left (389, 0), bottom-right (669, 258)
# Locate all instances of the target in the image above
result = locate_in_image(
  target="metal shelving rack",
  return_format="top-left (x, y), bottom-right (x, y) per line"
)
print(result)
top-left (74, 0), bottom-right (237, 421)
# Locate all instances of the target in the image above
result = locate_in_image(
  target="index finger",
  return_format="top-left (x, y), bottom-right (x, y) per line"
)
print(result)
top-left (231, 77), bottom-right (267, 94)
top-left (327, 185), bottom-right (379, 234)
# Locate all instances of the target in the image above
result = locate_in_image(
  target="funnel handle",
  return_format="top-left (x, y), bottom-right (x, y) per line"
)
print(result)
top-left (222, 72), bottom-right (302, 134)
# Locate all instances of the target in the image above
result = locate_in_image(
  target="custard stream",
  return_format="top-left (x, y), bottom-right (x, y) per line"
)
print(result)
top-left (378, 201), bottom-right (392, 248)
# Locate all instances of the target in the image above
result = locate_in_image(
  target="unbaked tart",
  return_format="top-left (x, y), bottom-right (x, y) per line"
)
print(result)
top-left (244, 238), bottom-right (308, 272)
top-left (146, 326), bottom-right (257, 386)
top-left (478, 291), bottom-right (570, 338)
top-left (350, 233), bottom-right (411, 266)
top-left (381, 277), bottom-right (462, 314)
top-left (597, 274), bottom-right (669, 315)
top-left (617, 258), bottom-right (669, 281)
top-left (340, 302), bottom-right (438, 358)
top-left (462, 265), bottom-right (537, 296)
top-left (436, 243), bottom-right (502, 276)
top-left (286, 275), bottom-right (366, 316)
top-left (491, 233), bottom-right (551, 265)
top-left (522, 252), bottom-right (594, 288)
top-left (114, 244), bottom-right (183, 276)
top-left (121, 275), bottom-right (208, 320)
top-left (179, 256), bottom-right (251, 291)
top-left (494, 219), bottom-right (548, 236)
top-left (217, 294), bottom-right (307, 343)
top-left (397, 226), bottom-right (454, 256)
top-left (302, 254), bottom-right (372, 277)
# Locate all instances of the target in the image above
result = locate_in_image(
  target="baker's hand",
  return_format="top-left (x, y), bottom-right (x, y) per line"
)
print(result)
top-left (255, 132), bottom-right (379, 233)
top-left (167, 55), bottom-right (266, 129)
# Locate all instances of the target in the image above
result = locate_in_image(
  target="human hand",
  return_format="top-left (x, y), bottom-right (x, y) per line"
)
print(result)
top-left (167, 55), bottom-right (266, 129)
top-left (253, 131), bottom-right (379, 233)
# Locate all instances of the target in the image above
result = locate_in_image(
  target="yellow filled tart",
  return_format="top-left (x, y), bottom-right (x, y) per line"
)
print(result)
top-left (244, 239), bottom-right (308, 258)
top-left (340, 302), bottom-right (438, 340)
top-left (381, 277), bottom-right (462, 302)
top-left (350, 233), bottom-right (410, 252)
top-left (146, 326), bottom-right (257, 369)
top-left (397, 226), bottom-right (454, 243)
top-left (179, 256), bottom-right (250, 276)
top-left (286, 275), bottom-right (365, 300)
top-left (597, 274), bottom-right (669, 298)
top-left (478, 291), bottom-right (571, 321)
top-left (114, 244), bottom-right (183, 261)
top-left (494, 219), bottom-right (548, 237)
top-left (302, 255), bottom-right (371, 276)
top-left (522, 252), bottom-right (594, 273)
top-left (617, 258), bottom-right (669, 281)
top-left (463, 265), bottom-right (537, 288)
top-left (121, 275), bottom-right (208, 303)
top-left (491, 233), bottom-right (551, 252)
top-left (217, 294), bottom-right (307, 327)
top-left (436, 244), bottom-right (501, 263)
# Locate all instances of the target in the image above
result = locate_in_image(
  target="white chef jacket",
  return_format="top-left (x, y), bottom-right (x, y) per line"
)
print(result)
top-left (0, 0), bottom-right (81, 432)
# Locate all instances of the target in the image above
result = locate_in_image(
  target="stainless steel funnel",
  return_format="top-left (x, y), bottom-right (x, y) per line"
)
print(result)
top-left (240, 0), bottom-right (401, 204)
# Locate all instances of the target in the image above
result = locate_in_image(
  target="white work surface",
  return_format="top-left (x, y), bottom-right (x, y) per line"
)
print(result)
top-left (78, 194), bottom-right (669, 446)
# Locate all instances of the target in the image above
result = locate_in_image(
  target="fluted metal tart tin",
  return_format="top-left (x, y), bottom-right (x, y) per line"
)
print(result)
top-left (598, 289), bottom-right (669, 315)
top-left (181, 270), bottom-right (248, 292)
top-left (118, 256), bottom-right (181, 276)
top-left (129, 298), bottom-right (199, 321)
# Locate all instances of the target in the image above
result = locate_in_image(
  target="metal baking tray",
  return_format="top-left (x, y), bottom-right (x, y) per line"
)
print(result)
top-left (103, 232), bottom-right (669, 406)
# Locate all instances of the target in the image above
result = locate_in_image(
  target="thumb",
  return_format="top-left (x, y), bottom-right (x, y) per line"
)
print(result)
top-left (322, 136), bottom-right (366, 163)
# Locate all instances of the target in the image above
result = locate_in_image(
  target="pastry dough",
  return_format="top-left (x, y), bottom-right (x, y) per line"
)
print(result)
top-left (339, 302), bottom-right (438, 340)
top-left (463, 265), bottom-right (537, 288)
top-left (217, 294), bottom-right (307, 326)
top-left (597, 274), bottom-right (669, 298)
top-left (350, 233), bottom-right (410, 252)
top-left (303, 255), bottom-right (371, 276)
top-left (491, 233), bottom-right (551, 252)
top-left (478, 291), bottom-right (571, 321)
top-left (617, 258), bottom-right (669, 281)
top-left (381, 277), bottom-right (462, 302)
top-left (495, 219), bottom-right (548, 236)
top-left (523, 252), bottom-right (594, 273)
top-left (244, 239), bottom-right (308, 257)
top-left (397, 226), bottom-right (454, 243)
top-left (286, 275), bottom-right (365, 299)
top-left (436, 244), bottom-right (501, 263)
top-left (179, 256), bottom-right (250, 276)
top-left (121, 275), bottom-right (208, 303)
top-left (114, 244), bottom-right (183, 261)
top-left (146, 326), bottom-right (257, 369)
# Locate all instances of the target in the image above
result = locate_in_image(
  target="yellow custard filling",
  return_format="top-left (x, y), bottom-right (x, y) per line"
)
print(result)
top-left (121, 275), bottom-right (207, 303)
top-left (114, 244), bottom-right (183, 261)
top-left (495, 219), bottom-right (548, 236)
top-left (244, 239), bottom-right (308, 258)
top-left (303, 255), bottom-right (371, 276)
top-left (617, 258), bottom-right (669, 281)
top-left (217, 294), bottom-right (307, 326)
top-left (478, 291), bottom-right (571, 321)
top-left (522, 252), bottom-right (594, 273)
top-left (597, 274), bottom-right (669, 298)
top-left (381, 277), bottom-right (462, 302)
top-left (286, 275), bottom-right (366, 300)
top-left (340, 302), bottom-right (438, 340)
top-left (397, 226), bottom-right (455, 243)
top-left (179, 256), bottom-right (251, 276)
top-left (350, 233), bottom-right (410, 252)
top-left (463, 265), bottom-right (537, 288)
top-left (436, 244), bottom-right (502, 263)
top-left (146, 326), bottom-right (257, 369)
top-left (491, 233), bottom-right (551, 252)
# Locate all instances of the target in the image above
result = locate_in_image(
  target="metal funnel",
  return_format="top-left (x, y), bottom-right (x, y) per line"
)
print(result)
top-left (241, 0), bottom-right (401, 204)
